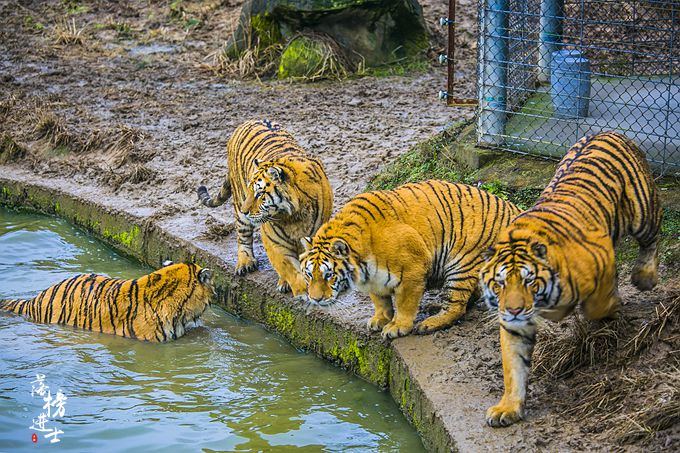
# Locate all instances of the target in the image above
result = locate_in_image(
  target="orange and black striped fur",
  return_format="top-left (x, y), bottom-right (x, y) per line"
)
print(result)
top-left (0, 263), bottom-right (214, 342)
top-left (480, 132), bottom-right (662, 427)
top-left (300, 180), bottom-right (522, 339)
top-left (197, 120), bottom-right (333, 297)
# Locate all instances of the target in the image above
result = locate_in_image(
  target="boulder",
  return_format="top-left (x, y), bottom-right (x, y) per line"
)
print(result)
top-left (227, 0), bottom-right (430, 72)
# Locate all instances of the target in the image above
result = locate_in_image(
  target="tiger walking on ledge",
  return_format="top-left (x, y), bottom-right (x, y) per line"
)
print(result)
top-left (480, 131), bottom-right (662, 427)
top-left (300, 180), bottom-right (523, 339)
top-left (197, 120), bottom-right (333, 297)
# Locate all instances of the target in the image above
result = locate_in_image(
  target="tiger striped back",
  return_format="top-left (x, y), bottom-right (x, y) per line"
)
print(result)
top-left (300, 180), bottom-right (522, 339)
top-left (0, 263), bottom-right (214, 342)
top-left (197, 120), bottom-right (332, 297)
top-left (480, 132), bottom-right (662, 427)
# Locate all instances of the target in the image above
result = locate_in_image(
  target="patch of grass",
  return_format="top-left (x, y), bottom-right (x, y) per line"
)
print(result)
top-left (0, 134), bottom-right (26, 164)
top-left (23, 16), bottom-right (45, 32)
top-left (110, 21), bottom-right (133, 39)
top-left (54, 18), bottom-right (85, 46)
top-left (367, 125), bottom-right (468, 191)
top-left (204, 25), bottom-right (282, 79)
top-left (33, 112), bottom-right (72, 149)
top-left (61, 0), bottom-right (88, 15)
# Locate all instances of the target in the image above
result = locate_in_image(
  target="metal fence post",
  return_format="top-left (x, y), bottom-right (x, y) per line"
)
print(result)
top-left (538, 0), bottom-right (564, 82)
top-left (478, 0), bottom-right (509, 146)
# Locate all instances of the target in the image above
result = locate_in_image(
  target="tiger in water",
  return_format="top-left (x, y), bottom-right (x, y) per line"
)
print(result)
top-left (0, 262), bottom-right (214, 342)
top-left (197, 119), bottom-right (333, 297)
top-left (300, 180), bottom-right (522, 339)
top-left (480, 132), bottom-right (662, 427)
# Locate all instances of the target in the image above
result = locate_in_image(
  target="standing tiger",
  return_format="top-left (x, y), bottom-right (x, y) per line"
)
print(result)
top-left (0, 262), bottom-right (214, 342)
top-left (197, 119), bottom-right (333, 297)
top-left (300, 180), bottom-right (522, 339)
top-left (481, 132), bottom-right (662, 427)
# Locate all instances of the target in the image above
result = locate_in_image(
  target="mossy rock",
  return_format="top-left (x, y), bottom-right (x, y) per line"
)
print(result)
top-left (227, 0), bottom-right (429, 68)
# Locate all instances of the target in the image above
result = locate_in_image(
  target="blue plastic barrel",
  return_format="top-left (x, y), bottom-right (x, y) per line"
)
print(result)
top-left (551, 50), bottom-right (591, 118)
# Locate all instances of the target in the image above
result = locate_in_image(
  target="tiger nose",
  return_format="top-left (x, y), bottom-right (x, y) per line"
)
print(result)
top-left (507, 307), bottom-right (524, 316)
top-left (310, 296), bottom-right (323, 303)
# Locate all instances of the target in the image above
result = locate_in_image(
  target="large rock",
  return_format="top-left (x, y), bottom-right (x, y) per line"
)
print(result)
top-left (227, 0), bottom-right (430, 70)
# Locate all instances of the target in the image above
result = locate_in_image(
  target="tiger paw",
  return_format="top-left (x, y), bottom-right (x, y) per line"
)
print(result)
top-left (380, 321), bottom-right (413, 340)
top-left (631, 265), bottom-right (658, 291)
top-left (235, 257), bottom-right (258, 275)
top-left (367, 314), bottom-right (391, 332)
top-left (277, 280), bottom-right (291, 293)
top-left (485, 403), bottom-right (524, 427)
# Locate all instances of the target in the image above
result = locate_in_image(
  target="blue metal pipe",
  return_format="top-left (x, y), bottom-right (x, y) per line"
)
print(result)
top-left (478, 0), bottom-right (509, 146)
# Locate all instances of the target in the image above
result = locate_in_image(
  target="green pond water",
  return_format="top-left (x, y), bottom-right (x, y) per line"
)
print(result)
top-left (0, 208), bottom-right (424, 452)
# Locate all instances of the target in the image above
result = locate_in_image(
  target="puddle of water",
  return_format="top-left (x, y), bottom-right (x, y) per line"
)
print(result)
top-left (128, 44), bottom-right (177, 56)
top-left (0, 208), bottom-right (424, 452)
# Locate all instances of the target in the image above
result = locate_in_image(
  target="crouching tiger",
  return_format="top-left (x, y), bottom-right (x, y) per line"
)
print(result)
top-left (197, 119), bottom-right (333, 297)
top-left (0, 262), bottom-right (214, 342)
top-left (300, 180), bottom-right (522, 339)
top-left (481, 132), bottom-right (662, 427)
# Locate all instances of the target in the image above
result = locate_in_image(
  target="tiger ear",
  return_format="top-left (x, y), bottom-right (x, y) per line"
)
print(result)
top-left (531, 242), bottom-right (548, 261)
top-left (267, 166), bottom-right (285, 182)
top-left (482, 246), bottom-right (496, 262)
top-left (301, 236), bottom-right (313, 252)
top-left (198, 268), bottom-right (213, 284)
top-left (331, 239), bottom-right (349, 258)
top-left (253, 158), bottom-right (262, 168)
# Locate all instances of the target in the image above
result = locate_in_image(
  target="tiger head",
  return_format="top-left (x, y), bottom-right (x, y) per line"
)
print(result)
top-left (241, 159), bottom-right (296, 226)
top-left (299, 237), bottom-right (355, 306)
top-left (480, 238), bottom-right (560, 325)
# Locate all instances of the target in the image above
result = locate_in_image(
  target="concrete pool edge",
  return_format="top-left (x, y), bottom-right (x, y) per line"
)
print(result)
top-left (0, 176), bottom-right (454, 452)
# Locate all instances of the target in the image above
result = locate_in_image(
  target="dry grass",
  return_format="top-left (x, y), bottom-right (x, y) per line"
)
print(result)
top-left (205, 41), bottom-right (282, 79)
top-left (612, 368), bottom-right (680, 443)
top-left (33, 112), bottom-right (78, 150)
top-left (0, 133), bottom-right (27, 163)
top-left (534, 290), bottom-right (680, 380)
top-left (201, 18), bottom-right (282, 79)
top-left (100, 126), bottom-right (147, 168)
top-left (533, 315), bottom-right (629, 379)
top-left (54, 18), bottom-right (85, 46)
top-left (535, 290), bottom-right (680, 446)
top-left (103, 163), bottom-right (157, 190)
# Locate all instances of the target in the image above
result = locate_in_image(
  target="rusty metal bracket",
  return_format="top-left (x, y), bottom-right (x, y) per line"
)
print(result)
top-left (439, 0), bottom-right (478, 107)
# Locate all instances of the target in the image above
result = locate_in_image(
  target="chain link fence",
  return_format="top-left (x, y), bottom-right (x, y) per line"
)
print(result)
top-left (477, 0), bottom-right (680, 174)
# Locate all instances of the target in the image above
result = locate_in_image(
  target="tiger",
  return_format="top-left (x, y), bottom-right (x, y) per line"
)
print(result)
top-left (0, 262), bottom-right (215, 342)
top-left (480, 132), bottom-right (662, 427)
top-left (197, 119), bottom-right (333, 297)
top-left (299, 180), bottom-right (523, 339)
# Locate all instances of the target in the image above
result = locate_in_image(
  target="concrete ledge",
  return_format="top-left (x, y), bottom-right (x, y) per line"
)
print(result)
top-left (0, 175), bottom-right (452, 451)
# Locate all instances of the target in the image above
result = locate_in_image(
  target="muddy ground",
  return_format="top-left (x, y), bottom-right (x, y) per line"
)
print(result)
top-left (1, 1), bottom-right (678, 452)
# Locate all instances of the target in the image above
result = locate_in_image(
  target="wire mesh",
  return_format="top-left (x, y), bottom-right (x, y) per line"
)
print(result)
top-left (477, 0), bottom-right (680, 174)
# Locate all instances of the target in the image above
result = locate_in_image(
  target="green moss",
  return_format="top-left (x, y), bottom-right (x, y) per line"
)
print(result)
top-left (103, 226), bottom-right (141, 250)
top-left (250, 14), bottom-right (281, 49)
top-left (265, 305), bottom-right (297, 337)
top-left (278, 36), bottom-right (325, 80)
